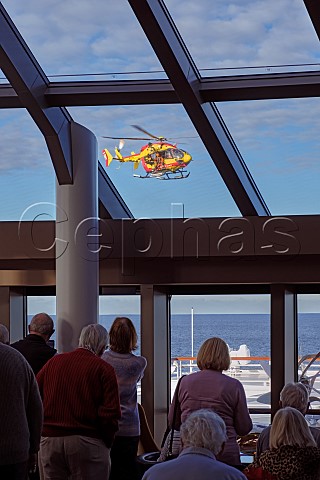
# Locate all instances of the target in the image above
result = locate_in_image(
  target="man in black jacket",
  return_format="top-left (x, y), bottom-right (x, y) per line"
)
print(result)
top-left (11, 312), bottom-right (57, 374)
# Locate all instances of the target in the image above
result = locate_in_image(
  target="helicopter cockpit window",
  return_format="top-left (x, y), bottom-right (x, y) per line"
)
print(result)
top-left (171, 149), bottom-right (184, 159)
top-left (163, 149), bottom-right (173, 159)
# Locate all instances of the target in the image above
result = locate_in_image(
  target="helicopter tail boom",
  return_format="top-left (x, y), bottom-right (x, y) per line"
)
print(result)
top-left (102, 149), bottom-right (114, 167)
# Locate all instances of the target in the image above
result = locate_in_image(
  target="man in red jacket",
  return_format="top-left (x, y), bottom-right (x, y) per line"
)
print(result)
top-left (37, 324), bottom-right (121, 480)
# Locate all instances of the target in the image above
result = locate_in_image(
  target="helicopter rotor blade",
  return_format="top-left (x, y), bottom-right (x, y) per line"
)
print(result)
top-left (131, 125), bottom-right (165, 141)
top-left (118, 139), bottom-right (125, 150)
top-left (102, 136), bottom-right (153, 141)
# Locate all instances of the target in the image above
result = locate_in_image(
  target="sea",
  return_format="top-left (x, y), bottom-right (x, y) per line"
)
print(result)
top-left (35, 313), bottom-right (320, 359)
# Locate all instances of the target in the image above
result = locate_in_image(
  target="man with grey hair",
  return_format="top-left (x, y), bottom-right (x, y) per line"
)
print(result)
top-left (256, 381), bottom-right (320, 457)
top-left (142, 409), bottom-right (246, 480)
top-left (37, 324), bottom-right (121, 480)
top-left (11, 312), bottom-right (57, 374)
top-left (0, 323), bottom-right (9, 344)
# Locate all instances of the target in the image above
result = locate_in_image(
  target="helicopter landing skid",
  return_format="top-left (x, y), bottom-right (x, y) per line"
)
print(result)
top-left (133, 170), bottom-right (190, 180)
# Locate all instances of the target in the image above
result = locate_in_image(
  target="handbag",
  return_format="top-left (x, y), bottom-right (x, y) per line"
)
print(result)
top-left (158, 375), bottom-right (185, 462)
top-left (243, 465), bottom-right (276, 480)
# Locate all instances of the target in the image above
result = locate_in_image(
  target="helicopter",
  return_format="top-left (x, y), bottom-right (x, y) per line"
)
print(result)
top-left (102, 125), bottom-right (192, 180)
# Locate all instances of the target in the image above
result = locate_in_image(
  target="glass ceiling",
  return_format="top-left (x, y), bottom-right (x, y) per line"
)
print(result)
top-left (166, 0), bottom-right (320, 75)
top-left (1, 0), bottom-right (320, 220)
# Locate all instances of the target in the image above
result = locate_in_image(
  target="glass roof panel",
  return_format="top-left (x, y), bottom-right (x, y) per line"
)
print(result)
top-left (1, 1), bottom-right (320, 219)
top-left (69, 104), bottom-right (240, 218)
top-left (166, 0), bottom-right (320, 76)
top-left (218, 97), bottom-right (320, 215)
top-left (0, 110), bottom-right (55, 220)
top-left (2, 1), bottom-right (164, 79)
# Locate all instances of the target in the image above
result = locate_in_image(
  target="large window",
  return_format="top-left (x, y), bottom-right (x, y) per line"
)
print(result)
top-left (298, 294), bottom-right (320, 426)
top-left (27, 295), bottom-right (56, 345)
top-left (170, 294), bottom-right (271, 426)
top-left (99, 295), bottom-right (141, 351)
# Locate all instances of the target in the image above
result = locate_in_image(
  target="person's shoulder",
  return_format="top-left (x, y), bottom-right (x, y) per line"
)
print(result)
top-left (98, 354), bottom-right (117, 373)
top-left (0, 342), bottom-right (34, 372)
top-left (1, 342), bottom-right (26, 360)
top-left (141, 459), bottom-right (173, 479)
top-left (135, 353), bottom-right (147, 368)
top-left (222, 372), bottom-right (247, 391)
top-left (259, 425), bottom-right (271, 438)
top-left (215, 462), bottom-right (247, 479)
top-left (10, 338), bottom-right (24, 349)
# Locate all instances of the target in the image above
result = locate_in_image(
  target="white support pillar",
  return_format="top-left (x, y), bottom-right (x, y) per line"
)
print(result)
top-left (56, 122), bottom-right (99, 352)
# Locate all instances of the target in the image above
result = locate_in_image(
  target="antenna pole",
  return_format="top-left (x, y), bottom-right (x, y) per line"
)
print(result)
top-left (191, 307), bottom-right (194, 358)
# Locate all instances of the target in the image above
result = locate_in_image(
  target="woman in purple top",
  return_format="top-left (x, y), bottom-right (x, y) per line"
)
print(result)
top-left (102, 317), bottom-right (147, 480)
top-left (168, 337), bottom-right (252, 466)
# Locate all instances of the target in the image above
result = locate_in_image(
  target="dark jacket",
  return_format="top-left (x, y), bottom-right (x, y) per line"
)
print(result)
top-left (11, 334), bottom-right (57, 374)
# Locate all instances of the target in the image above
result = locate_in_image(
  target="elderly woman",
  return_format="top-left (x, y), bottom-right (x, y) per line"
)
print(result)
top-left (102, 317), bottom-right (147, 480)
top-left (256, 382), bottom-right (320, 458)
top-left (245, 407), bottom-right (320, 480)
top-left (168, 337), bottom-right (252, 466)
top-left (143, 409), bottom-right (246, 480)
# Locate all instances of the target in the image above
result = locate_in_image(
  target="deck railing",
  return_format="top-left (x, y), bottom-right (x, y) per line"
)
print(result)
top-left (171, 356), bottom-right (271, 380)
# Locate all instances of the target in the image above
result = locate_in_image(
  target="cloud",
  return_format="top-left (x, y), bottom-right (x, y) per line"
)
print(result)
top-left (4, 0), bottom-right (319, 77)
top-left (0, 110), bottom-right (51, 171)
top-left (166, 0), bottom-right (320, 70)
top-left (218, 98), bottom-right (320, 174)
top-left (1, 0), bottom-right (320, 218)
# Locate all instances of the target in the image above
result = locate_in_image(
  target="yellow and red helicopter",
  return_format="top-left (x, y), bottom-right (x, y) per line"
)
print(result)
top-left (102, 125), bottom-right (192, 180)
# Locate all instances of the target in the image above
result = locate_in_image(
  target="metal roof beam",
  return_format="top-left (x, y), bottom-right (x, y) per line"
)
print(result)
top-left (304, 0), bottom-right (320, 41)
top-left (200, 71), bottom-right (320, 102)
top-left (98, 163), bottom-right (133, 219)
top-left (47, 79), bottom-right (177, 106)
top-left (128, 0), bottom-right (269, 216)
top-left (1, 71), bottom-right (320, 108)
top-left (0, 4), bottom-right (73, 184)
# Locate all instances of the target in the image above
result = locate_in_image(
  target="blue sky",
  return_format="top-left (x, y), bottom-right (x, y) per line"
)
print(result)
top-left (1, 0), bottom-right (320, 220)
top-left (3, 1), bottom-right (320, 315)
top-left (27, 293), bottom-right (320, 316)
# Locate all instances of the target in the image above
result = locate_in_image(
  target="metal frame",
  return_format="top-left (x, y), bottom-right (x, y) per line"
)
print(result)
top-left (2, 71), bottom-right (320, 107)
top-left (128, 0), bottom-right (269, 216)
top-left (0, 3), bottom-right (73, 185)
top-left (1, 0), bottom-right (320, 435)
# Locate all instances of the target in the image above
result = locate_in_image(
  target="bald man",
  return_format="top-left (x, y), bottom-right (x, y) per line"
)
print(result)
top-left (11, 313), bottom-right (57, 374)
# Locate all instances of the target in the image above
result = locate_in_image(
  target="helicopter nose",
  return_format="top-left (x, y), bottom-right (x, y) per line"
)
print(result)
top-left (185, 154), bottom-right (192, 163)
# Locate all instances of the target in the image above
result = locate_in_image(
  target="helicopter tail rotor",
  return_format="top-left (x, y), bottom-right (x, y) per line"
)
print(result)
top-left (114, 140), bottom-right (125, 161)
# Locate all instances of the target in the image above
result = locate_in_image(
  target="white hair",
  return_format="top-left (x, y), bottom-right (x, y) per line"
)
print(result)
top-left (180, 409), bottom-right (227, 455)
top-left (280, 382), bottom-right (309, 414)
top-left (78, 324), bottom-right (108, 355)
top-left (0, 324), bottom-right (9, 344)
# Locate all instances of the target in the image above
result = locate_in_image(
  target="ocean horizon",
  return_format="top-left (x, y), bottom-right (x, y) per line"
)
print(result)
top-left (29, 313), bottom-right (319, 359)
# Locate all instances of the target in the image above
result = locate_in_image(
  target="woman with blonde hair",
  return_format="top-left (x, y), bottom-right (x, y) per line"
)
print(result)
top-left (168, 337), bottom-right (252, 466)
top-left (102, 317), bottom-right (147, 480)
top-left (244, 407), bottom-right (320, 479)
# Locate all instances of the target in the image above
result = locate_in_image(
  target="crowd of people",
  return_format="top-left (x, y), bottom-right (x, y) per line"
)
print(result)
top-left (1, 318), bottom-right (320, 480)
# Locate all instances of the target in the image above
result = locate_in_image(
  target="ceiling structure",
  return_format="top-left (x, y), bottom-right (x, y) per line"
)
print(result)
top-left (0, 0), bottom-right (320, 219)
